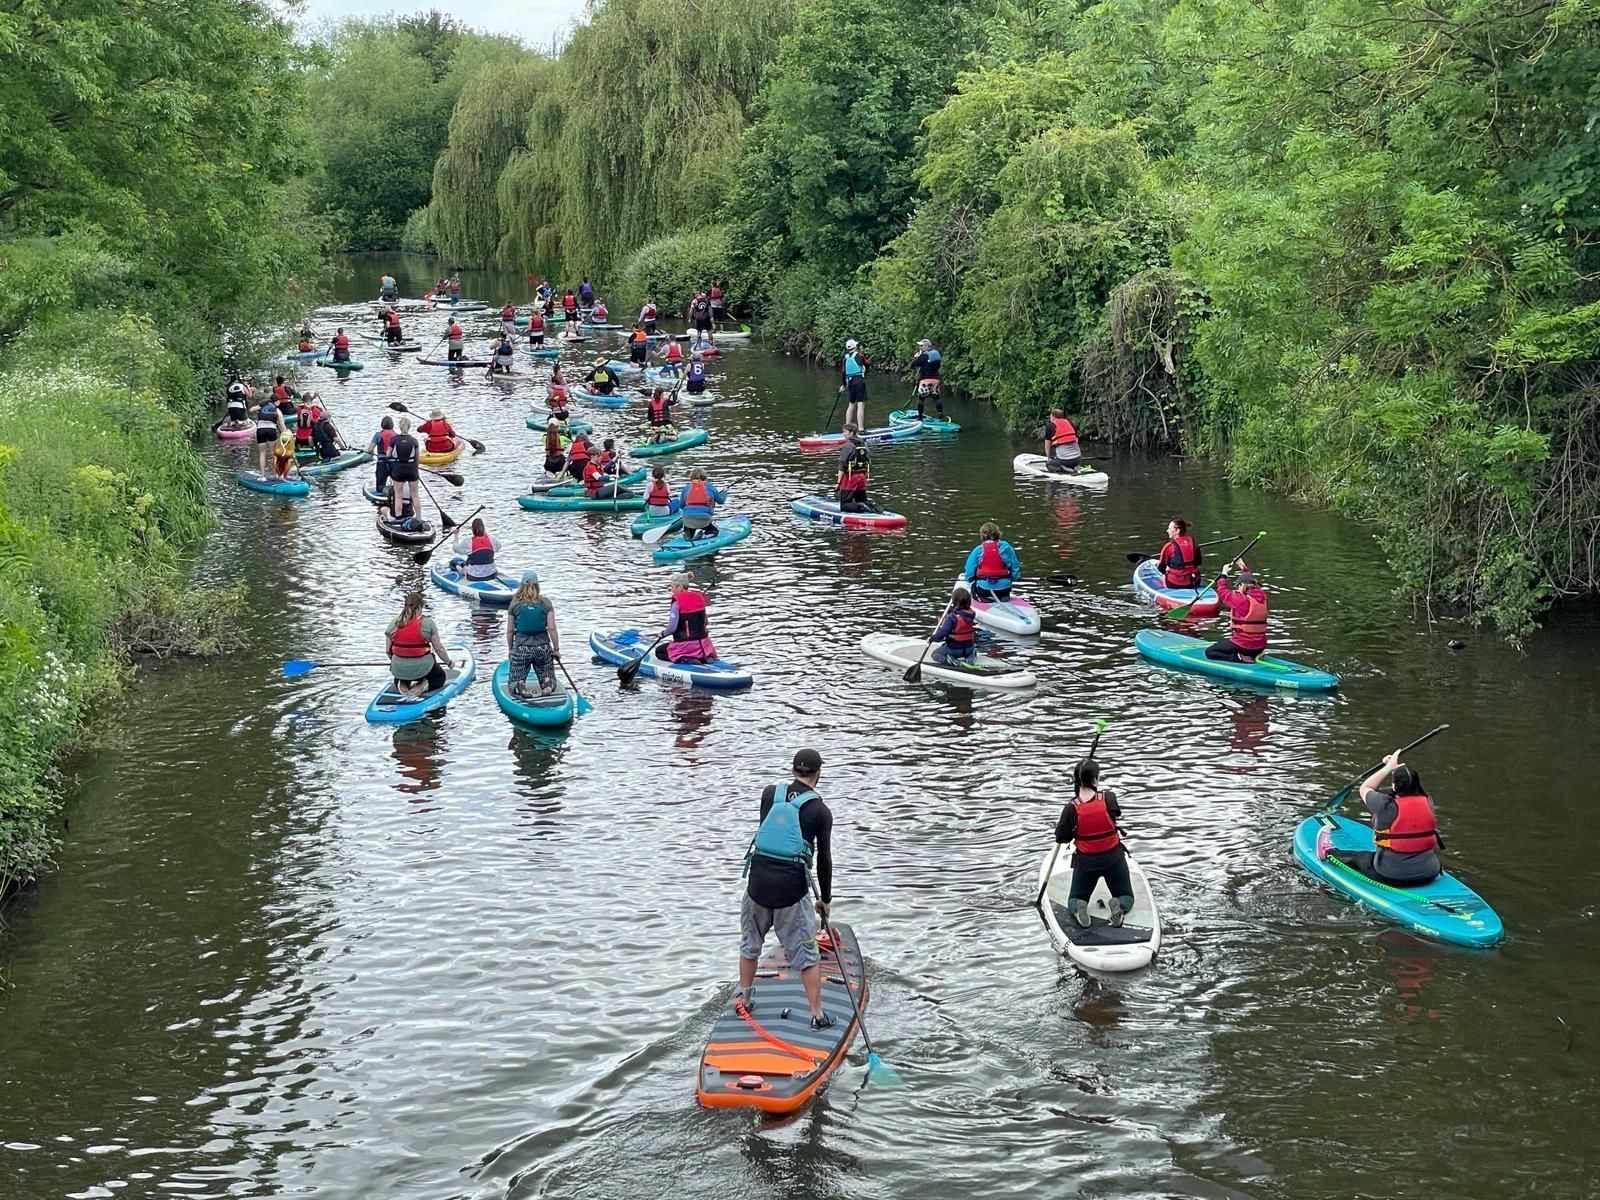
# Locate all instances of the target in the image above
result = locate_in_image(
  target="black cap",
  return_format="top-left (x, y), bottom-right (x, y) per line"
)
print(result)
top-left (792, 748), bottom-right (823, 775)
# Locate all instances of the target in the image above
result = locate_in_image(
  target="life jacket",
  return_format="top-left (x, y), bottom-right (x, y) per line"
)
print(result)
top-left (647, 392), bottom-right (670, 424)
top-left (1048, 416), bottom-right (1078, 448)
top-left (391, 615), bottom-right (431, 658)
top-left (646, 478), bottom-right (671, 506)
top-left (975, 539), bottom-right (1009, 581)
top-left (749, 781), bottom-right (817, 866)
top-left (376, 429), bottom-right (395, 459)
top-left (385, 310), bottom-right (401, 328)
top-left (946, 608), bottom-right (977, 644)
top-left (567, 439), bottom-right (590, 465)
top-left (839, 445), bottom-right (869, 491)
top-left (548, 380), bottom-right (568, 404)
top-left (513, 599), bottom-right (548, 635)
top-left (1072, 792), bottom-right (1121, 854)
top-left (447, 323), bottom-right (463, 344)
top-left (467, 533), bottom-right (495, 566)
top-left (672, 587), bottom-right (708, 641)
top-left (256, 401), bottom-right (278, 430)
top-left (528, 312), bottom-right (544, 331)
top-left (448, 280), bottom-right (461, 295)
top-left (692, 297), bottom-right (710, 318)
top-left (1376, 792), bottom-right (1439, 853)
top-left (495, 340), bottom-right (514, 360)
top-left (843, 351), bottom-right (866, 379)
top-left (687, 364), bottom-right (706, 385)
top-left (544, 430), bottom-right (563, 457)
top-left (592, 305), bottom-right (608, 320)
top-left (641, 303), bottom-right (657, 321)
top-left (708, 285), bottom-right (722, 302)
top-left (1163, 535), bottom-right (1201, 588)
top-left (333, 333), bottom-right (349, 349)
top-left (589, 368), bottom-right (612, 389)
top-left (418, 419), bottom-right (454, 453)
top-left (295, 411), bottom-right (313, 443)
top-left (683, 479), bottom-right (712, 509)
top-left (392, 433), bottom-right (417, 464)
top-left (665, 341), bottom-right (682, 362)
top-left (563, 292), bottom-right (577, 311)
top-left (272, 382), bottom-right (290, 403)
top-left (298, 339), bottom-right (316, 352)
top-left (629, 329), bottom-right (647, 347)
top-left (1230, 586), bottom-right (1268, 649)
top-left (500, 305), bottom-right (516, 320)
top-left (582, 459), bottom-right (606, 493)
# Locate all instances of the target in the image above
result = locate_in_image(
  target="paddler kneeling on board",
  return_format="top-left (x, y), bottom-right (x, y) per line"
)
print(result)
top-left (836, 427), bottom-right (878, 513)
top-left (1205, 559), bottom-right (1268, 662)
top-left (930, 587), bottom-right (979, 666)
top-left (1054, 758), bottom-right (1134, 928)
top-left (330, 327), bottom-right (352, 363)
top-left (644, 387), bottom-right (677, 442)
top-left (1318, 751), bottom-right (1442, 886)
top-left (1043, 407), bottom-right (1082, 473)
top-left (297, 324), bottom-right (317, 354)
top-left (384, 591), bottom-right (453, 699)
top-left (506, 571), bottom-right (561, 698)
top-left (736, 748), bottom-right (836, 1030)
top-left (671, 467), bottom-right (727, 538)
top-left (490, 334), bottom-right (516, 375)
top-left (655, 572), bottom-right (718, 664)
top-left (644, 466), bottom-right (672, 519)
top-left (962, 522), bottom-right (1021, 601)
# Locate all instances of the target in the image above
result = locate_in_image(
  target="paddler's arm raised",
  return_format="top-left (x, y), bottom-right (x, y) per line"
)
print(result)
top-left (1359, 751), bottom-right (1401, 804)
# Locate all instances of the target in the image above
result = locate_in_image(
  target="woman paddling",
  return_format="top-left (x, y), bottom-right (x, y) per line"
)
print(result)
top-left (1157, 517), bottom-right (1202, 589)
top-left (962, 522), bottom-right (1021, 601)
top-left (1054, 757), bottom-right (1134, 928)
top-left (655, 573), bottom-right (718, 664)
top-left (449, 517), bottom-right (500, 581)
top-left (388, 416), bottom-right (422, 523)
top-left (1206, 559), bottom-right (1269, 662)
top-left (385, 591), bottom-right (453, 699)
top-left (506, 571), bottom-right (561, 698)
top-left (1318, 750), bottom-right (1442, 886)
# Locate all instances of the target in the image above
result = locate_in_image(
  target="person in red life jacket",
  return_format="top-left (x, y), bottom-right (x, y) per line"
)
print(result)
top-left (1319, 750), bottom-right (1443, 885)
top-left (294, 396), bottom-right (318, 448)
top-left (547, 364), bottom-right (569, 410)
top-left (383, 306), bottom-right (404, 344)
top-left (1054, 757), bottom-right (1134, 928)
top-left (1157, 516), bottom-right (1202, 589)
top-left (835, 427), bottom-right (877, 513)
top-left (639, 297), bottom-right (658, 336)
top-left (385, 590), bottom-right (454, 699)
top-left (565, 432), bottom-right (592, 481)
top-left (388, 416), bottom-right (422, 523)
top-left (671, 467), bottom-right (727, 538)
top-left (562, 288), bottom-right (578, 322)
top-left (644, 387), bottom-right (677, 442)
top-left (590, 297), bottom-right (609, 322)
top-left (930, 586), bottom-right (979, 666)
top-left (655, 572), bottom-right (719, 663)
top-left (542, 419), bottom-right (567, 477)
top-left (596, 437), bottom-right (621, 475)
top-left (311, 407), bottom-right (341, 460)
top-left (368, 415), bottom-right (397, 492)
top-left (526, 307), bottom-right (546, 347)
top-left (447, 275), bottom-right (462, 298)
top-left (499, 302), bottom-right (518, 337)
top-left (416, 409), bottom-right (457, 456)
top-left (449, 516), bottom-right (501, 581)
top-left (1206, 558), bottom-right (1268, 662)
top-left (445, 318), bottom-right (465, 362)
top-left (582, 453), bottom-right (632, 500)
top-left (655, 334), bottom-right (684, 377)
top-left (1043, 407), bottom-right (1081, 473)
top-left (644, 465), bottom-right (673, 518)
top-left (330, 327), bottom-right (351, 363)
top-left (628, 324), bottom-right (650, 367)
top-left (961, 522), bottom-right (1022, 601)
top-left (297, 323), bottom-right (317, 353)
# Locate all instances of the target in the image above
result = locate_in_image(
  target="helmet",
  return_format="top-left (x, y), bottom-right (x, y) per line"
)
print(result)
top-left (917, 338), bottom-right (932, 349)
top-left (845, 338), bottom-right (858, 351)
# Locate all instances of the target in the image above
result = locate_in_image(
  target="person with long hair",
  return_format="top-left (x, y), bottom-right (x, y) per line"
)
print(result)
top-left (1054, 758), bottom-right (1134, 928)
top-left (384, 591), bottom-right (452, 699)
top-left (506, 572), bottom-right (561, 697)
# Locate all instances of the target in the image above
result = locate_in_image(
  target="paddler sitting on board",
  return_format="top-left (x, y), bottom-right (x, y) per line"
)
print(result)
top-left (736, 748), bottom-right (836, 1031)
top-left (644, 387), bottom-right (677, 442)
top-left (1158, 517), bottom-right (1202, 589)
top-left (655, 334), bottom-right (684, 377)
top-left (565, 432), bottom-right (592, 481)
top-left (384, 591), bottom-right (453, 699)
top-left (962, 522), bottom-right (1021, 601)
top-left (330, 327), bottom-right (352, 363)
top-left (1054, 757), bottom-right (1134, 928)
top-left (836, 426), bottom-right (878, 513)
top-left (671, 467), bottom-right (727, 539)
top-left (297, 323), bottom-right (316, 353)
top-left (449, 517), bottom-right (501, 581)
top-left (930, 586), bottom-right (979, 666)
top-left (1205, 559), bottom-right (1268, 662)
top-left (644, 466), bottom-right (672, 518)
top-left (655, 572), bottom-right (719, 663)
top-left (1317, 750), bottom-right (1442, 886)
top-left (582, 451), bottom-right (632, 500)
top-left (416, 409), bottom-right (457, 456)
top-left (1043, 407), bottom-right (1082, 473)
top-left (587, 356), bottom-right (621, 395)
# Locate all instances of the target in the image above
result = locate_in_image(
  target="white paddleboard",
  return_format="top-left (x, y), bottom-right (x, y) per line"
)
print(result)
top-left (858, 633), bottom-right (1037, 691)
top-left (955, 575), bottom-right (1041, 636)
top-left (1013, 453), bottom-right (1109, 488)
top-left (1037, 847), bottom-right (1160, 972)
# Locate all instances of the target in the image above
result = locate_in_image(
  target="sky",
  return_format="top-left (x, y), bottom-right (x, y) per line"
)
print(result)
top-left (285, 0), bottom-right (589, 50)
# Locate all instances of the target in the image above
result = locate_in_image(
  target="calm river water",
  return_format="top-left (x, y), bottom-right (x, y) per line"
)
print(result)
top-left (1, 255), bottom-right (1596, 1199)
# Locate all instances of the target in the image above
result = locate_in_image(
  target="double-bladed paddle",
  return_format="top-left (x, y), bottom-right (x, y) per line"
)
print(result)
top-left (1033, 719), bottom-right (1108, 923)
top-left (1163, 531), bottom-right (1266, 621)
top-left (386, 401), bottom-right (485, 454)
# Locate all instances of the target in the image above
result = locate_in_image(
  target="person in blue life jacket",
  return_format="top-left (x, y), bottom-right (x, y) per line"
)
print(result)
top-left (736, 747), bottom-right (836, 1030)
top-left (490, 334), bottom-right (516, 376)
top-left (962, 522), bottom-right (1021, 602)
top-left (840, 338), bottom-right (869, 431)
top-left (670, 467), bottom-right (727, 538)
top-left (931, 586), bottom-right (979, 666)
top-left (448, 517), bottom-right (500, 581)
top-left (684, 352), bottom-right (709, 395)
top-left (910, 337), bottom-right (943, 417)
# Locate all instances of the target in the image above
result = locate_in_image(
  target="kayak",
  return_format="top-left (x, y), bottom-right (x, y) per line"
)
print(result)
top-left (572, 385), bottom-right (628, 408)
top-left (490, 661), bottom-right (575, 728)
top-left (545, 467), bottom-right (648, 496)
top-left (375, 509), bottom-right (434, 543)
top-left (417, 356), bottom-right (492, 368)
top-left (1133, 629), bottom-right (1340, 691)
top-left (651, 514), bottom-right (753, 563)
top-left (1131, 557), bottom-right (1221, 617)
top-left (418, 438), bottom-right (465, 467)
top-left (517, 493), bottom-right (645, 512)
top-left (888, 408), bottom-right (960, 433)
top-left (798, 422), bottom-right (921, 449)
top-left (429, 560), bottom-right (519, 607)
top-left (790, 496), bottom-right (908, 531)
top-left (630, 510), bottom-right (680, 537)
top-left (216, 422), bottom-right (254, 441)
top-left (1292, 813), bottom-right (1503, 948)
top-left (631, 428), bottom-right (708, 457)
top-left (299, 448), bottom-right (373, 478)
top-left (1038, 847), bottom-right (1162, 972)
top-left (526, 410), bottom-right (593, 435)
top-left (238, 470), bottom-right (308, 497)
top-left (695, 922), bottom-right (865, 1114)
top-left (365, 646), bottom-right (476, 725)
top-left (957, 577), bottom-right (1041, 636)
top-left (589, 629), bottom-right (754, 690)
top-left (316, 356), bottom-right (364, 371)
top-left (857, 633), bottom-right (1038, 691)
top-left (1012, 453), bottom-right (1110, 488)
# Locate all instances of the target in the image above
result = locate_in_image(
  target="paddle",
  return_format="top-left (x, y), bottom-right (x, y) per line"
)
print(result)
top-left (1033, 718), bottom-right (1108, 922)
top-left (809, 876), bottom-right (901, 1088)
top-left (1163, 531), bottom-right (1267, 621)
top-left (420, 466), bottom-right (466, 487)
top-left (1125, 534), bottom-right (1243, 565)
top-left (819, 383), bottom-right (843, 435)
top-left (619, 632), bottom-right (668, 683)
top-left (412, 503), bottom-right (482, 565)
top-left (641, 514), bottom-right (683, 546)
top-left (903, 593), bottom-right (958, 684)
top-left (281, 658), bottom-right (386, 679)
top-left (1324, 725), bottom-right (1450, 813)
top-left (387, 400), bottom-right (485, 454)
top-left (554, 653), bottom-right (594, 716)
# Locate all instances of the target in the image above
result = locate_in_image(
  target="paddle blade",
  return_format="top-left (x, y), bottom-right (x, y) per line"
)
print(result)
top-left (467, 438), bottom-right (486, 454)
top-left (281, 658), bottom-right (316, 678)
top-left (1046, 574), bottom-right (1078, 586)
top-left (440, 472), bottom-right (465, 486)
top-left (864, 1052), bottom-right (903, 1088)
top-left (387, 401), bottom-right (407, 412)
top-left (439, 513), bottom-right (457, 531)
top-left (574, 693), bottom-right (594, 716)
top-left (902, 663), bottom-right (922, 683)
top-left (618, 659), bottom-right (642, 683)
top-left (411, 549), bottom-right (433, 565)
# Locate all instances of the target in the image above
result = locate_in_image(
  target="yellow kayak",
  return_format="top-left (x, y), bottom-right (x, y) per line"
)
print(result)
top-left (419, 437), bottom-right (465, 466)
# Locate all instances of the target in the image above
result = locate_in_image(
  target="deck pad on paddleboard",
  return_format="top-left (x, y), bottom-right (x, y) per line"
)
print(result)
top-left (1012, 453), bottom-right (1109, 488)
top-left (1038, 849), bottom-right (1161, 971)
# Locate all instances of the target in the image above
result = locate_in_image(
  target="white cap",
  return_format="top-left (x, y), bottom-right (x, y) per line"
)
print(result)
top-left (845, 338), bottom-right (858, 351)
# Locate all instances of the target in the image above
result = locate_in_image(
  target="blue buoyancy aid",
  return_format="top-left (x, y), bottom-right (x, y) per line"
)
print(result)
top-left (513, 599), bottom-right (548, 635)
top-left (748, 781), bottom-right (817, 867)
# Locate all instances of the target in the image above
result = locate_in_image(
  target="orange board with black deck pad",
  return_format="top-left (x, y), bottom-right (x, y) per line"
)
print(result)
top-left (696, 923), bottom-right (868, 1114)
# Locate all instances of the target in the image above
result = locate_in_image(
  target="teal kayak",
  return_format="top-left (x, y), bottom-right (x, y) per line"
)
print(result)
top-left (888, 408), bottom-right (960, 433)
top-left (631, 428), bottom-right (708, 457)
top-left (491, 661), bottom-right (575, 728)
top-left (316, 356), bottom-right (364, 371)
top-left (544, 467), bottom-right (647, 497)
top-left (429, 561), bottom-right (519, 606)
top-left (238, 470), bottom-right (308, 497)
top-left (631, 509), bottom-right (680, 537)
top-left (299, 449), bottom-right (373, 478)
top-left (518, 493), bottom-right (644, 512)
top-left (365, 646), bottom-right (476, 725)
top-left (1133, 629), bottom-right (1339, 692)
top-left (1293, 814), bottom-right (1503, 948)
top-left (651, 514), bottom-right (752, 563)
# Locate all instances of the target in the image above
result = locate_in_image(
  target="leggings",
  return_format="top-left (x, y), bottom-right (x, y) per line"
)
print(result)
top-left (508, 633), bottom-right (555, 692)
top-left (1069, 852), bottom-right (1133, 904)
top-left (1205, 638), bottom-right (1261, 662)
top-left (1330, 851), bottom-right (1437, 888)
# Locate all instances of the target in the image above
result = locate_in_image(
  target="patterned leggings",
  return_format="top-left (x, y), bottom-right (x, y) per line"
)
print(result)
top-left (509, 632), bottom-right (555, 692)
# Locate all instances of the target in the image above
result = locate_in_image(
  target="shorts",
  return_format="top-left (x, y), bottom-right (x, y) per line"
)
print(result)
top-left (695, 317), bottom-right (711, 333)
top-left (918, 378), bottom-right (941, 395)
top-left (390, 461), bottom-right (419, 484)
top-left (711, 302), bottom-right (724, 320)
top-left (255, 427), bottom-right (277, 445)
top-left (740, 892), bottom-right (818, 971)
top-left (845, 376), bottom-right (866, 404)
top-left (528, 333), bottom-right (544, 346)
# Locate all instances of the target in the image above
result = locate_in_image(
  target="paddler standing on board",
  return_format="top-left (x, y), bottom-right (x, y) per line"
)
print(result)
top-left (840, 338), bottom-right (869, 431)
top-left (736, 748), bottom-right (836, 1030)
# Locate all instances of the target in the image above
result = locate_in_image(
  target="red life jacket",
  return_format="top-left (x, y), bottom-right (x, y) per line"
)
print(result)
top-left (528, 312), bottom-right (544, 331)
top-left (672, 587), bottom-right (709, 641)
top-left (647, 478), bottom-right (671, 505)
top-left (648, 392), bottom-right (670, 423)
top-left (295, 412), bottom-right (313, 443)
top-left (567, 439), bottom-right (589, 465)
top-left (947, 608), bottom-right (977, 644)
top-left (272, 383), bottom-right (290, 403)
top-left (467, 533), bottom-right (495, 566)
top-left (563, 292), bottom-right (577, 311)
top-left (500, 305), bottom-right (516, 319)
top-left (447, 323), bottom-right (463, 341)
top-left (665, 341), bottom-right (682, 362)
top-left (548, 381), bottom-right (567, 403)
top-left (1073, 793), bottom-right (1121, 854)
top-left (385, 311), bottom-right (400, 328)
top-left (976, 539), bottom-right (1009, 581)
top-left (684, 479), bottom-right (712, 508)
top-left (642, 303), bottom-right (656, 320)
top-left (1230, 585), bottom-right (1268, 650)
top-left (709, 285), bottom-right (722, 301)
top-left (333, 333), bottom-right (349, 349)
top-left (597, 448), bottom-right (615, 469)
top-left (390, 616), bottom-right (431, 658)
top-left (582, 459), bottom-right (605, 493)
top-left (1376, 792), bottom-right (1439, 853)
top-left (1048, 416), bottom-right (1078, 448)
top-left (1163, 535), bottom-right (1201, 588)
top-left (377, 429), bottom-right (395, 455)
top-left (418, 419), bottom-right (454, 453)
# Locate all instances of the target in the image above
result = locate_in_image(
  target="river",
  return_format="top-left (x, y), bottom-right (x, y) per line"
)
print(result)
top-left (1, 253), bottom-right (1595, 1199)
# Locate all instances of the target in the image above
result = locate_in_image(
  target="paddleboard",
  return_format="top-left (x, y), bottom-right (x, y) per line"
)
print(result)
top-left (857, 633), bottom-right (1037, 691)
top-left (589, 628), bottom-right (754, 690)
top-left (1131, 557), bottom-right (1221, 617)
top-left (375, 509), bottom-right (434, 543)
top-left (631, 429), bottom-right (708, 457)
top-left (1012, 453), bottom-right (1109, 488)
top-left (237, 470), bottom-right (308, 497)
top-left (490, 661), bottom-right (575, 728)
top-left (364, 645), bottom-right (475, 725)
top-left (1038, 847), bottom-right (1161, 972)
top-left (888, 408), bottom-right (960, 433)
top-left (429, 561), bottom-right (519, 607)
top-left (957, 576), bottom-right (1041, 635)
top-left (790, 496), bottom-right (908, 530)
top-left (650, 514), bottom-right (752, 563)
top-left (298, 449), bottom-right (373, 478)
top-left (1134, 629), bottom-right (1339, 692)
top-left (798, 422), bottom-right (921, 449)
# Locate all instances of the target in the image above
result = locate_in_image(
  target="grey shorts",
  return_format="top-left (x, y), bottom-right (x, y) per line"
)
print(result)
top-left (740, 893), bottom-right (818, 971)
